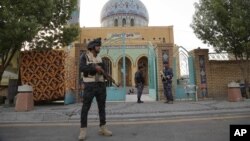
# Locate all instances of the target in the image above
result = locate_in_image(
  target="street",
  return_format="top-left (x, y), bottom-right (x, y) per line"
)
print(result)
top-left (0, 113), bottom-right (250, 141)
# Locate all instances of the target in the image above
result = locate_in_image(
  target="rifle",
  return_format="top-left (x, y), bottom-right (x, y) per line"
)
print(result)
top-left (160, 71), bottom-right (170, 81)
top-left (160, 71), bottom-right (167, 80)
top-left (82, 53), bottom-right (120, 87)
top-left (90, 63), bottom-right (120, 87)
top-left (100, 69), bottom-right (120, 87)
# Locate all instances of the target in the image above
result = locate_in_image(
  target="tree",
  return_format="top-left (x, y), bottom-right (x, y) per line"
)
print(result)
top-left (191, 0), bottom-right (250, 97)
top-left (0, 0), bottom-right (79, 83)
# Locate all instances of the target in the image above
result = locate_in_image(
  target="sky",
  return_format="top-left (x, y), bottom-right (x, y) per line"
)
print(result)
top-left (79, 0), bottom-right (212, 52)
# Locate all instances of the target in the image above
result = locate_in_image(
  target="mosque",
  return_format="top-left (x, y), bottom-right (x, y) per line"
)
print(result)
top-left (1, 0), bottom-right (246, 104)
top-left (68, 0), bottom-right (175, 101)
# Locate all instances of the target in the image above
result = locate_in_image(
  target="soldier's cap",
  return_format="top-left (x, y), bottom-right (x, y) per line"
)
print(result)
top-left (87, 38), bottom-right (102, 50)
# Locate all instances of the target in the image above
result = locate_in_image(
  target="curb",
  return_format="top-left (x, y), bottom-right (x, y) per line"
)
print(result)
top-left (1, 106), bottom-right (250, 124)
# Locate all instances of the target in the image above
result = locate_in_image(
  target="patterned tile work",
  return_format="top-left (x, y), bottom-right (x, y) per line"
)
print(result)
top-left (20, 50), bottom-right (65, 102)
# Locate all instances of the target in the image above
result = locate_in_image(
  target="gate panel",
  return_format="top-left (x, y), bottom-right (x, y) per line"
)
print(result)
top-left (175, 56), bottom-right (196, 100)
top-left (174, 46), bottom-right (196, 101)
top-left (101, 35), bottom-right (126, 101)
top-left (148, 45), bottom-right (157, 100)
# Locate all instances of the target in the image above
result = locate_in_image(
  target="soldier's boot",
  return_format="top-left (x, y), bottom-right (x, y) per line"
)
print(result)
top-left (98, 125), bottom-right (112, 136)
top-left (168, 101), bottom-right (173, 104)
top-left (78, 128), bottom-right (87, 141)
top-left (137, 98), bottom-right (144, 103)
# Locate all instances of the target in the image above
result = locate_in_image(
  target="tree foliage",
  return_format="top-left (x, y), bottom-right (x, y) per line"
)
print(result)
top-left (0, 0), bottom-right (79, 83)
top-left (191, 0), bottom-right (250, 96)
top-left (191, 0), bottom-right (250, 59)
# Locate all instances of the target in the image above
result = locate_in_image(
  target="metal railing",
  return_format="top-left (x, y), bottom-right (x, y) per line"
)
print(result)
top-left (209, 52), bottom-right (236, 60)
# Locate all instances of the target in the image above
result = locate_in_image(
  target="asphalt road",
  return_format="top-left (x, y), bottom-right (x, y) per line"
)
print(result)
top-left (0, 113), bottom-right (250, 141)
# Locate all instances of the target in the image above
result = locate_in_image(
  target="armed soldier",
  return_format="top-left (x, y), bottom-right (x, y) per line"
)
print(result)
top-left (134, 64), bottom-right (145, 103)
top-left (161, 61), bottom-right (174, 104)
top-left (78, 38), bottom-right (112, 140)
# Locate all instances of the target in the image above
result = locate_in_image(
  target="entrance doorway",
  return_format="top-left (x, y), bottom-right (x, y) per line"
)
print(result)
top-left (118, 57), bottom-right (132, 86)
top-left (137, 56), bottom-right (148, 85)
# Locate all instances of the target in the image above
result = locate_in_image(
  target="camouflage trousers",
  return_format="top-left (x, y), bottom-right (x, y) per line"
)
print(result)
top-left (163, 82), bottom-right (173, 101)
top-left (80, 82), bottom-right (106, 128)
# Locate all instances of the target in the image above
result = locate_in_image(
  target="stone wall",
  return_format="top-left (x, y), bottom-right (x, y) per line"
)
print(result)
top-left (192, 49), bottom-right (250, 98)
top-left (208, 61), bottom-right (247, 97)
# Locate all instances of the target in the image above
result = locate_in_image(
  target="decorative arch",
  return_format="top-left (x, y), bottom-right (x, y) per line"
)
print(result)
top-left (115, 54), bottom-right (134, 67)
top-left (130, 19), bottom-right (134, 26)
top-left (114, 19), bottom-right (118, 26)
top-left (122, 18), bottom-right (126, 26)
top-left (117, 56), bottom-right (133, 86)
top-left (135, 54), bottom-right (147, 67)
top-left (100, 55), bottom-right (114, 67)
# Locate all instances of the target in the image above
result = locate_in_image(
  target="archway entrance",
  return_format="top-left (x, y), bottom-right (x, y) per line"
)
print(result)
top-left (118, 57), bottom-right (132, 86)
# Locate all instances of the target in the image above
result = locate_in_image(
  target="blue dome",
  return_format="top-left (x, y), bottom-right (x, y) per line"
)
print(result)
top-left (101, 0), bottom-right (149, 23)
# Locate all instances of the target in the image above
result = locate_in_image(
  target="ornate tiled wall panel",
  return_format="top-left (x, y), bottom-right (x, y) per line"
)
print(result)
top-left (20, 50), bottom-right (65, 102)
top-left (64, 50), bottom-right (76, 91)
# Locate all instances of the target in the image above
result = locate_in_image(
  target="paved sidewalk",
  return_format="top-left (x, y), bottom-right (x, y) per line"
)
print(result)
top-left (0, 99), bottom-right (250, 123)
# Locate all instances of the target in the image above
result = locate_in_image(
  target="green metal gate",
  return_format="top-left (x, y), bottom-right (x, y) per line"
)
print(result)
top-left (148, 44), bottom-right (158, 100)
top-left (100, 33), bottom-right (127, 101)
top-left (173, 46), bottom-right (196, 101)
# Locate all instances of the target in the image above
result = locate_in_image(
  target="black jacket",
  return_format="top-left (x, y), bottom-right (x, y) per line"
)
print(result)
top-left (134, 71), bottom-right (144, 84)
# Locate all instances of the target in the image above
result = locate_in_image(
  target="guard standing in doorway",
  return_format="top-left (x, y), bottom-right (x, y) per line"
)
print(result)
top-left (161, 61), bottom-right (174, 104)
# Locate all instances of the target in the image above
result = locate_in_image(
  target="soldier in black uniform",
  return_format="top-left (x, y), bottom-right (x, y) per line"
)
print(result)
top-left (78, 38), bottom-right (112, 140)
top-left (161, 61), bottom-right (174, 104)
top-left (134, 64), bottom-right (145, 103)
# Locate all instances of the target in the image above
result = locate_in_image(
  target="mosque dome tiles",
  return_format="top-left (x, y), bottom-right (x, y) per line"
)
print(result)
top-left (100, 0), bottom-right (149, 27)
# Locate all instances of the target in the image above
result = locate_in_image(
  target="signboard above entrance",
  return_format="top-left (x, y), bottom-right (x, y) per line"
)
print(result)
top-left (107, 33), bottom-right (141, 39)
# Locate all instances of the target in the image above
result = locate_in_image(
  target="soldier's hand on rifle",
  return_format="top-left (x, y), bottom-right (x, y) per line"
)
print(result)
top-left (95, 65), bottom-right (104, 73)
top-left (167, 75), bottom-right (172, 80)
